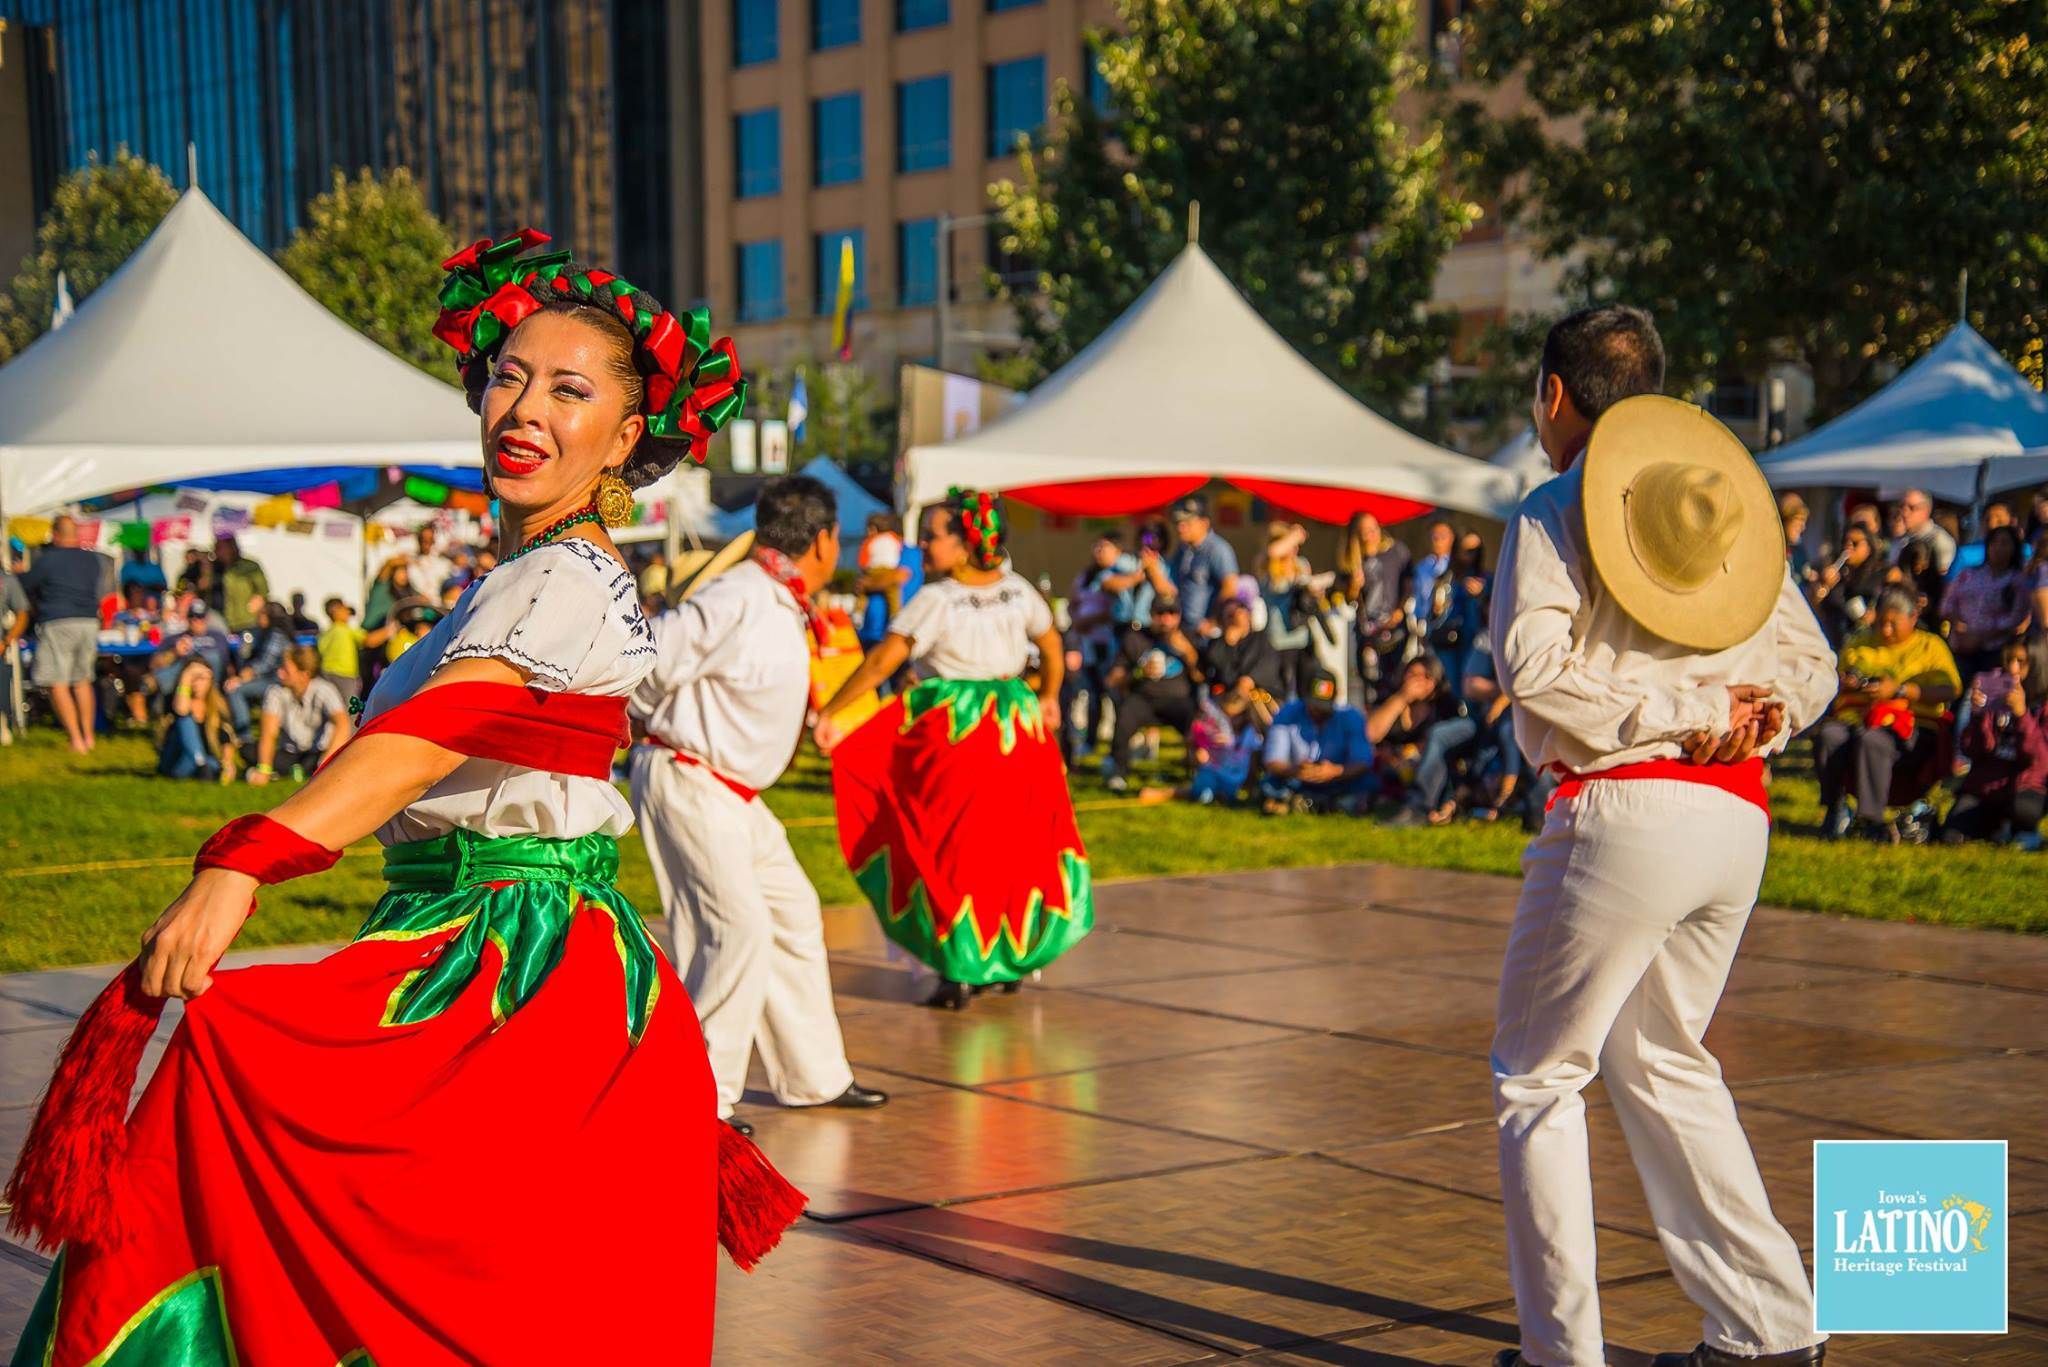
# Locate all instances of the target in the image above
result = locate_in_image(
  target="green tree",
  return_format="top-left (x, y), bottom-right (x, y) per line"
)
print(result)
top-left (991, 0), bottom-right (1476, 421)
top-left (793, 361), bottom-right (897, 488)
top-left (279, 168), bottom-right (455, 376)
top-left (1450, 0), bottom-right (2048, 423)
top-left (0, 149), bottom-right (177, 363)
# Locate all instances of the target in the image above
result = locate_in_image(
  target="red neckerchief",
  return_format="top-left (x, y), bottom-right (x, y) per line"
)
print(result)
top-left (751, 545), bottom-right (830, 647)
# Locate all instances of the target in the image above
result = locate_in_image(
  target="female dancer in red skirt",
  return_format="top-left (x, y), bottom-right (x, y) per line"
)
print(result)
top-left (5, 231), bottom-right (798, 1365)
top-left (814, 489), bottom-right (1094, 1009)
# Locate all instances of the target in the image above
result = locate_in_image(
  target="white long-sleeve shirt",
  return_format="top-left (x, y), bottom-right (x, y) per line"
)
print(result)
top-left (1490, 461), bottom-right (1837, 776)
top-left (628, 561), bottom-right (811, 793)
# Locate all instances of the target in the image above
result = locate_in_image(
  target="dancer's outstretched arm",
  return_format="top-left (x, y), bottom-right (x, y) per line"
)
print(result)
top-left (139, 656), bottom-right (526, 1000)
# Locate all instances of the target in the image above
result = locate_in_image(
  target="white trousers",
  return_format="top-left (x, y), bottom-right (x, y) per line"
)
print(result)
top-left (1493, 778), bottom-right (1823, 1366)
top-left (630, 749), bottom-right (853, 1117)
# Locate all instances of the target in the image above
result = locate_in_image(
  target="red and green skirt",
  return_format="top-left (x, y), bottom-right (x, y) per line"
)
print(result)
top-left (12, 829), bottom-right (721, 1366)
top-left (831, 677), bottom-right (1093, 985)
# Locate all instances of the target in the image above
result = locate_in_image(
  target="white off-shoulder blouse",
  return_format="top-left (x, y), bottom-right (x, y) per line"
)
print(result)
top-left (361, 538), bottom-right (655, 845)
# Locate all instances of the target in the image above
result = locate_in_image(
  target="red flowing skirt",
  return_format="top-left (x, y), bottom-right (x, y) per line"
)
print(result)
top-left (831, 677), bottom-right (1094, 984)
top-left (21, 906), bottom-right (719, 1365)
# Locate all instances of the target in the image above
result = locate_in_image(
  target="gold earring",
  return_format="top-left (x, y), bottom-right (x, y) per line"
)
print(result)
top-left (595, 472), bottom-right (635, 527)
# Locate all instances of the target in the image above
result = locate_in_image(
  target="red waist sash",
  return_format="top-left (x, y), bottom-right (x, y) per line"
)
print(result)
top-left (334, 682), bottom-right (629, 779)
top-left (1547, 755), bottom-right (1770, 818)
top-left (649, 736), bottom-right (760, 803)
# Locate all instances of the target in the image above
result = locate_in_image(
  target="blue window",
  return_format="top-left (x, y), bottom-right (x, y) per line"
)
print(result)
top-left (987, 0), bottom-right (1042, 11)
top-left (899, 219), bottom-right (940, 307)
top-left (896, 76), bottom-right (951, 174)
top-left (898, 0), bottom-right (949, 30)
top-left (814, 0), bottom-right (860, 49)
top-left (737, 240), bottom-right (785, 322)
top-left (734, 109), bottom-right (781, 198)
top-left (987, 56), bottom-right (1046, 158)
top-left (815, 230), bottom-right (869, 315)
top-left (1085, 47), bottom-right (1116, 117)
top-left (813, 93), bottom-right (864, 186)
top-left (734, 0), bottom-right (778, 66)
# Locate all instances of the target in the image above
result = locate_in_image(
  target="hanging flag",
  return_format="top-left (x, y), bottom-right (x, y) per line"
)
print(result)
top-left (828, 237), bottom-right (857, 361)
top-left (50, 271), bottom-right (74, 331)
top-left (788, 370), bottom-right (810, 444)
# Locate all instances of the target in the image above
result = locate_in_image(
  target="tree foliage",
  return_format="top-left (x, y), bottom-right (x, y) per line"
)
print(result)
top-left (1451, 0), bottom-right (2048, 422)
top-left (279, 168), bottom-right (455, 377)
top-left (991, 0), bottom-right (1476, 420)
top-left (0, 149), bottom-right (178, 364)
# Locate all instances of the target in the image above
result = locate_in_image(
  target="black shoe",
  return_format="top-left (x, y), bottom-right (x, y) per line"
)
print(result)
top-left (996, 980), bottom-right (1021, 994)
top-left (725, 1116), bottom-right (754, 1138)
top-left (1652, 1343), bottom-right (1825, 1367)
top-left (1492, 1352), bottom-right (1526, 1367)
top-left (816, 1082), bottom-right (889, 1109)
top-left (924, 980), bottom-right (971, 1010)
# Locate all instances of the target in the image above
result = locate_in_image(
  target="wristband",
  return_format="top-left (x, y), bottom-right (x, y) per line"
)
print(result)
top-left (194, 814), bottom-right (341, 884)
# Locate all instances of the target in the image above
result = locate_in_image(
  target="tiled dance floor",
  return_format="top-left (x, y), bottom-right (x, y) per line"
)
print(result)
top-left (3, 864), bottom-right (2043, 1363)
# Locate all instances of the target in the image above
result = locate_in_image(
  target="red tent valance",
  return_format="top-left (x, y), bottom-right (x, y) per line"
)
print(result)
top-left (995, 475), bottom-right (1434, 525)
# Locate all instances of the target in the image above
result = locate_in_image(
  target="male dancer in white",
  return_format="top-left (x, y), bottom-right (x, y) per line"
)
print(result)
top-left (630, 475), bottom-right (886, 1136)
top-left (1489, 307), bottom-right (1835, 1367)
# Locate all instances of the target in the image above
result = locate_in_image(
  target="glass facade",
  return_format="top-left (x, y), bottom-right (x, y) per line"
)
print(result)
top-left (734, 108), bottom-right (781, 198)
top-left (898, 217), bottom-right (938, 307)
top-left (813, 0), bottom-right (859, 50)
top-left (895, 75), bottom-right (950, 174)
top-left (737, 238), bottom-right (785, 321)
top-left (986, 0), bottom-right (1040, 11)
top-left (986, 55), bottom-right (1044, 159)
top-left (3, 0), bottom-right (673, 295)
top-left (896, 0), bottom-right (946, 31)
top-left (1086, 46), bottom-right (1115, 117)
top-left (814, 228), bottom-right (867, 314)
top-left (813, 92), bottom-right (862, 187)
top-left (733, 0), bottom-right (777, 65)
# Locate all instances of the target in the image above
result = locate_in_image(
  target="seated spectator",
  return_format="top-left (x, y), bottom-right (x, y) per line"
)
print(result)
top-left (1390, 629), bottom-right (1523, 828)
top-left (1104, 596), bottom-right (1204, 793)
top-left (1812, 522), bottom-right (1887, 644)
top-left (1202, 597), bottom-right (1284, 712)
top-left (1184, 695), bottom-right (1261, 805)
top-left (1418, 565), bottom-right (1483, 695)
top-left (245, 645), bottom-right (353, 784)
top-left (1261, 670), bottom-right (1373, 814)
top-left (1945, 525), bottom-right (2031, 676)
top-left (1942, 636), bottom-right (2048, 847)
top-left (1366, 655), bottom-right (1459, 799)
top-left (226, 600), bottom-right (293, 737)
top-left (2030, 526), bottom-right (2048, 631)
top-left (1814, 588), bottom-right (1962, 840)
top-left (1779, 492), bottom-right (1813, 581)
top-left (157, 658), bottom-right (238, 781)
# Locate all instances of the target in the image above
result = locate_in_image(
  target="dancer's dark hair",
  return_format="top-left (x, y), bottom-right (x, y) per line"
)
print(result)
top-left (1538, 305), bottom-right (1665, 421)
top-left (756, 476), bottom-right (839, 557)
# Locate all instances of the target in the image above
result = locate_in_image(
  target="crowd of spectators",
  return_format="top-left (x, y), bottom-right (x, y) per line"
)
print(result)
top-left (1060, 493), bottom-right (1548, 829)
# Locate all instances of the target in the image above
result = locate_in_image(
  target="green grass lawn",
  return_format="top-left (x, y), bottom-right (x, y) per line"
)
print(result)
top-left (1, 727), bottom-right (2041, 974)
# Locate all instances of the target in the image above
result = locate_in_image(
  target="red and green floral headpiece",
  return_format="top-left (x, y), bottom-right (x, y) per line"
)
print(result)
top-left (432, 228), bottom-right (748, 485)
top-left (948, 486), bottom-right (1006, 570)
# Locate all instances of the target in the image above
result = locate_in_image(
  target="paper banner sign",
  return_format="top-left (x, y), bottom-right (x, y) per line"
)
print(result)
top-left (446, 489), bottom-right (490, 517)
top-left (151, 516), bottom-right (193, 545)
top-left (403, 475), bottom-right (451, 507)
top-left (322, 521), bottom-right (357, 540)
top-left (298, 483), bottom-right (343, 510)
top-left (252, 494), bottom-right (297, 529)
top-left (212, 507), bottom-right (252, 534)
top-left (115, 521), bottom-right (153, 552)
top-left (73, 520), bottom-right (102, 548)
top-left (175, 493), bottom-right (211, 515)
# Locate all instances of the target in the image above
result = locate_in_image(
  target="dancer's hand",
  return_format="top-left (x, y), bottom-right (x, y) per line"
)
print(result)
top-left (1725, 684), bottom-right (1770, 732)
top-left (140, 868), bottom-right (259, 1000)
top-left (813, 714), bottom-right (848, 755)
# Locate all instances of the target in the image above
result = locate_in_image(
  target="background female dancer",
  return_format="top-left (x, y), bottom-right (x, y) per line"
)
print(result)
top-left (6, 231), bottom-right (794, 1365)
top-left (814, 489), bottom-right (1094, 1009)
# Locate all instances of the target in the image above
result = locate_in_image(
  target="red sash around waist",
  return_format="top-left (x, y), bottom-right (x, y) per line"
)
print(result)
top-left (1546, 755), bottom-right (1770, 818)
top-left (332, 682), bottom-right (630, 780)
top-left (649, 736), bottom-right (761, 803)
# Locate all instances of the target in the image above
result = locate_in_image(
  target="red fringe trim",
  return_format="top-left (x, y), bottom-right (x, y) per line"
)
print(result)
top-left (716, 1121), bottom-right (806, 1272)
top-left (3, 962), bottom-right (165, 1251)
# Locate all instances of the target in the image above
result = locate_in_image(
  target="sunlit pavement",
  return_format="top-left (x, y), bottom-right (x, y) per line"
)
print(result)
top-left (5, 865), bottom-right (2045, 1363)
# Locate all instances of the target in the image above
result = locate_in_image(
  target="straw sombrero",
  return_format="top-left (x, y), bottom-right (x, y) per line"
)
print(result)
top-left (1582, 395), bottom-right (1781, 652)
top-left (668, 530), bottom-right (755, 604)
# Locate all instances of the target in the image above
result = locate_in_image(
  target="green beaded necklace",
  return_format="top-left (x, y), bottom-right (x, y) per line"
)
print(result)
top-left (499, 503), bottom-right (602, 566)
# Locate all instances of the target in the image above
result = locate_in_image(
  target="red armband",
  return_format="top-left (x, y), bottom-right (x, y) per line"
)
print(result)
top-left (194, 815), bottom-right (341, 884)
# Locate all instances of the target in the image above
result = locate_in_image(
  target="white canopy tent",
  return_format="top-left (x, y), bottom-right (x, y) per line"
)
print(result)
top-left (905, 244), bottom-right (1523, 522)
top-left (1487, 425), bottom-right (1552, 496)
top-left (0, 189), bottom-right (479, 520)
top-left (1756, 324), bottom-right (2048, 503)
